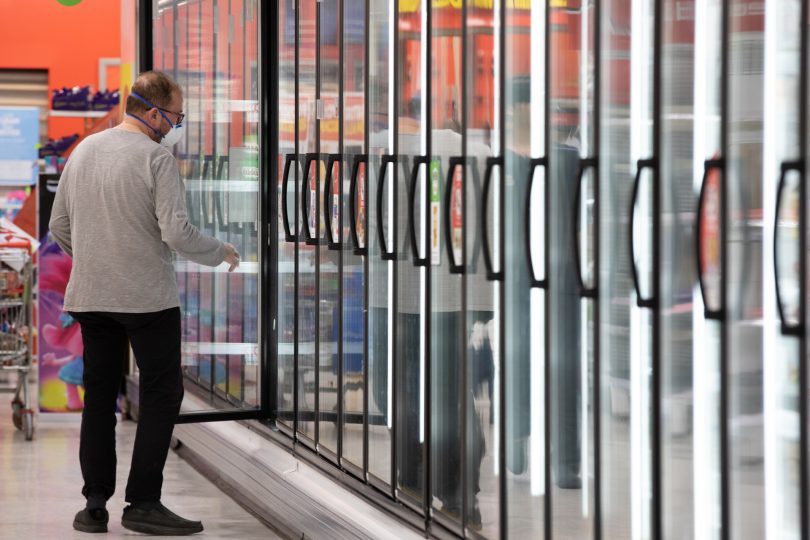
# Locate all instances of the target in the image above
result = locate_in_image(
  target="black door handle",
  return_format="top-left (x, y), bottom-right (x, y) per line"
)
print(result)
top-left (408, 155), bottom-right (429, 267)
top-left (281, 153), bottom-right (297, 242)
top-left (696, 158), bottom-right (725, 320)
top-left (443, 157), bottom-right (465, 275)
top-left (301, 153), bottom-right (320, 246)
top-left (630, 158), bottom-right (656, 308)
top-left (202, 155), bottom-right (214, 180)
top-left (573, 157), bottom-right (598, 298)
top-left (216, 156), bottom-right (229, 181)
top-left (213, 156), bottom-right (234, 234)
top-left (525, 157), bottom-right (547, 288)
top-left (324, 153), bottom-right (341, 251)
top-left (774, 160), bottom-right (805, 336)
top-left (481, 156), bottom-right (505, 281)
top-left (213, 188), bottom-right (229, 233)
top-left (350, 154), bottom-right (368, 256)
top-left (376, 154), bottom-right (397, 261)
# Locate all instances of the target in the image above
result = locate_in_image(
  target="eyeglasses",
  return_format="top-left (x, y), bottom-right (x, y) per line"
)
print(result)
top-left (158, 107), bottom-right (185, 125)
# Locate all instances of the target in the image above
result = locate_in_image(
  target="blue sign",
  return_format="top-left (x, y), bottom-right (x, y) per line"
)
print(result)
top-left (0, 107), bottom-right (40, 186)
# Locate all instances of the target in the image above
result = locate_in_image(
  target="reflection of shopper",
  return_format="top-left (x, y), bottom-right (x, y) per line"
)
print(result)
top-left (50, 71), bottom-right (240, 535)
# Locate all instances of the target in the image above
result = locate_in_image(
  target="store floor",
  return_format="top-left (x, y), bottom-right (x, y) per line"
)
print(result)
top-left (0, 396), bottom-right (281, 539)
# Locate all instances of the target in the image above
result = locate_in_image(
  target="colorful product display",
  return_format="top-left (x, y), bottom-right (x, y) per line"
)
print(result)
top-left (39, 133), bottom-right (80, 158)
top-left (51, 86), bottom-right (120, 112)
top-left (38, 234), bottom-right (85, 412)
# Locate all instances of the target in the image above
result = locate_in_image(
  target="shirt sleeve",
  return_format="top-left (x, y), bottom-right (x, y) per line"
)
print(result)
top-left (153, 153), bottom-right (226, 267)
top-left (49, 172), bottom-right (73, 257)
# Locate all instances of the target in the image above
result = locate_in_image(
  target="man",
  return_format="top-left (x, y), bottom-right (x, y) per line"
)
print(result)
top-left (49, 70), bottom-right (240, 536)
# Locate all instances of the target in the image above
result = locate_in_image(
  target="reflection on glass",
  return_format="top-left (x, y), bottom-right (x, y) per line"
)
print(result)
top-left (341, 0), bottom-right (367, 471)
top-left (277, 0), bottom-right (297, 429)
top-left (299, 0), bottom-right (317, 442)
top-left (396, 0), bottom-right (426, 507)
top-left (549, 1), bottom-right (596, 538)
top-left (505, 2), bottom-right (547, 537)
top-left (763, 0), bottom-right (803, 537)
top-left (727, 1), bottom-right (766, 539)
top-left (464, 0), bottom-right (501, 536)
top-left (151, 0), bottom-right (260, 414)
top-left (599, 0), bottom-right (646, 535)
top-left (318, 0), bottom-right (341, 457)
top-left (428, 0), bottom-right (466, 530)
top-left (367, 0), bottom-right (394, 488)
top-left (660, 0), bottom-right (704, 536)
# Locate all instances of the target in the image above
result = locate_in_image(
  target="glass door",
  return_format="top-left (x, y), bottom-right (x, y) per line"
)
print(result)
top-left (599, 0), bottom-right (658, 536)
top-left (395, 0), bottom-right (428, 513)
top-left (277, 0), bottom-right (298, 435)
top-left (428, 0), bottom-right (464, 533)
top-left (690, 0), bottom-right (727, 537)
top-left (463, 1), bottom-right (503, 536)
top-left (150, 0), bottom-right (263, 423)
top-left (726, 3), bottom-right (765, 539)
top-left (660, 0), bottom-right (724, 537)
top-left (298, 0), bottom-right (318, 446)
top-left (340, 0), bottom-right (367, 476)
top-left (505, 1), bottom-right (548, 538)
top-left (316, 0), bottom-right (341, 461)
top-left (367, 0), bottom-right (395, 493)
top-left (549, 0), bottom-right (599, 537)
top-left (763, 0), bottom-right (806, 537)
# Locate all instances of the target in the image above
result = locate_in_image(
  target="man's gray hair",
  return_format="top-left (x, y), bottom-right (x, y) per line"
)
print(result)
top-left (126, 71), bottom-right (182, 115)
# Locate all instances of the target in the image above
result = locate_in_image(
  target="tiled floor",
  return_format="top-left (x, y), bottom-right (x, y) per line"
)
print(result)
top-left (0, 395), bottom-right (281, 540)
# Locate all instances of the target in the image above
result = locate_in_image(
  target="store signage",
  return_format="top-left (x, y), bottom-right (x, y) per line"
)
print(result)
top-left (0, 108), bottom-right (39, 186)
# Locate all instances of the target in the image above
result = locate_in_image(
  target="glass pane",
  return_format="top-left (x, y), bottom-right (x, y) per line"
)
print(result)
top-left (464, 1), bottom-right (501, 536)
top-left (549, 1), bottom-right (596, 537)
top-left (396, 0), bottom-right (427, 508)
top-left (150, 0), bottom-right (261, 415)
top-left (727, 2), bottom-right (766, 538)
top-left (367, 0), bottom-right (394, 487)
top-left (277, 0), bottom-right (297, 429)
top-left (660, 0), bottom-right (704, 537)
top-left (429, 0), bottom-right (464, 529)
top-left (299, 0), bottom-right (317, 442)
top-left (689, 2), bottom-right (724, 535)
top-left (318, 0), bottom-right (341, 457)
top-left (505, 2), bottom-right (546, 537)
top-left (341, 0), bottom-right (367, 469)
top-left (599, 0), bottom-right (654, 535)
top-left (763, 0), bottom-right (803, 537)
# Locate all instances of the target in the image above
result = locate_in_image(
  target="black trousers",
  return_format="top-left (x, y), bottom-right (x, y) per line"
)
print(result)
top-left (70, 308), bottom-right (184, 504)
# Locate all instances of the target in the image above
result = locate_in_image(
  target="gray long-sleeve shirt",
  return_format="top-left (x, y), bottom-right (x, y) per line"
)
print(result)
top-left (49, 127), bottom-right (225, 313)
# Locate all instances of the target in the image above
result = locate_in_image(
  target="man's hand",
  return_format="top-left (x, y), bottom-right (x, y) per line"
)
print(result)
top-left (224, 243), bottom-right (240, 272)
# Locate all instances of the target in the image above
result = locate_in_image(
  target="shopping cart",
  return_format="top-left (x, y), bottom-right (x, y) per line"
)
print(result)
top-left (0, 230), bottom-right (34, 441)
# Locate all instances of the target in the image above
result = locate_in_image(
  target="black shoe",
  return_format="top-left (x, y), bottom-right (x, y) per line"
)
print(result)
top-left (73, 508), bottom-right (109, 533)
top-left (121, 502), bottom-right (204, 536)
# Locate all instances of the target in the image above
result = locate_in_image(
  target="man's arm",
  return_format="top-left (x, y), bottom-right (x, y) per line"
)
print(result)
top-left (153, 153), bottom-right (227, 267)
top-left (49, 175), bottom-right (73, 257)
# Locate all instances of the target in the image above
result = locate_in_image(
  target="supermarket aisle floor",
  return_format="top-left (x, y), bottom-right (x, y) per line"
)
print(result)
top-left (0, 399), bottom-right (282, 540)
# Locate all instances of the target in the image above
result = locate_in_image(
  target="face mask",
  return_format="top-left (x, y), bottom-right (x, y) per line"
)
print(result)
top-left (127, 91), bottom-right (184, 147)
top-left (159, 122), bottom-right (184, 148)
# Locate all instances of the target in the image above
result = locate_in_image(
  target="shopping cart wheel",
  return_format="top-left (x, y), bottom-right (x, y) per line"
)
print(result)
top-left (11, 399), bottom-right (23, 431)
top-left (22, 410), bottom-right (34, 441)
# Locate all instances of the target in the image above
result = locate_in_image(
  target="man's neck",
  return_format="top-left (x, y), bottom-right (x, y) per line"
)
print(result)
top-left (117, 116), bottom-right (155, 140)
